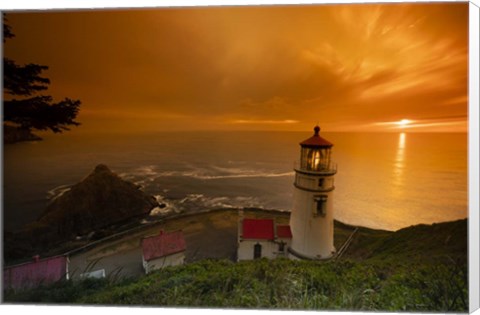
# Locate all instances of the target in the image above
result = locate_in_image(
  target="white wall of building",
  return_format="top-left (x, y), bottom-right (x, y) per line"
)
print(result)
top-left (237, 240), bottom-right (281, 261)
top-left (143, 251), bottom-right (185, 274)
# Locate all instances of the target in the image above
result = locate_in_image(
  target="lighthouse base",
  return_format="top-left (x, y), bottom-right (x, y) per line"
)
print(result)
top-left (287, 246), bottom-right (335, 261)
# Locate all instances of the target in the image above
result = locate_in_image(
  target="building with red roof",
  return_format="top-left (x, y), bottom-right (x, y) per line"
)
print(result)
top-left (141, 230), bottom-right (186, 274)
top-left (3, 255), bottom-right (69, 290)
top-left (276, 225), bottom-right (293, 239)
top-left (237, 217), bottom-right (293, 261)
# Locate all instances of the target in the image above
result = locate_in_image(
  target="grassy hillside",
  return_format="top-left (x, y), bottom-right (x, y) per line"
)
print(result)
top-left (4, 219), bottom-right (468, 312)
top-left (340, 219), bottom-right (467, 263)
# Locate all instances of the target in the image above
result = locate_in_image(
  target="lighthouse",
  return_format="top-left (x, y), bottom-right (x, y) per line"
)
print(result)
top-left (289, 125), bottom-right (336, 260)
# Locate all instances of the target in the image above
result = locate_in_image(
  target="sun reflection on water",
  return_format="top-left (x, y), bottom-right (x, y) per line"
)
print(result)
top-left (393, 132), bottom-right (406, 189)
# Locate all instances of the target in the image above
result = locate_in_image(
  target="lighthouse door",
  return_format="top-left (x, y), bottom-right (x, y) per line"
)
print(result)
top-left (253, 243), bottom-right (262, 259)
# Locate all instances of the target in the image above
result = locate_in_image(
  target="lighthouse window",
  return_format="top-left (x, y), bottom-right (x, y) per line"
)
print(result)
top-left (313, 151), bottom-right (321, 169)
top-left (314, 195), bottom-right (328, 217)
top-left (303, 148), bottom-right (330, 171)
top-left (318, 178), bottom-right (325, 187)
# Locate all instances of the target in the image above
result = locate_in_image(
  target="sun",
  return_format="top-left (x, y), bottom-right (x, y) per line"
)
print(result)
top-left (397, 119), bottom-right (412, 127)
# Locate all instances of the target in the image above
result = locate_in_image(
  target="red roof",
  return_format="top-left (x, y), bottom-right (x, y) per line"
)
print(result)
top-left (276, 225), bottom-right (292, 238)
top-left (242, 218), bottom-right (275, 240)
top-left (3, 256), bottom-right (68, 290)
top-left (300, 135), bottom-right (333, 147)
top-left (300, 125), bottom-right (333, 147)
top-left (142, 230), bottom-right (186, 261)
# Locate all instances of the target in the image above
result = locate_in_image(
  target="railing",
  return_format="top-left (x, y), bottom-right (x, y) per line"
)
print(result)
top-left (333, 227), bottom-right (358, 260)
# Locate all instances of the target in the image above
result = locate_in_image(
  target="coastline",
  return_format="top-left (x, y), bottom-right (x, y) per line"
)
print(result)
top-left (6, 205), bottom-right (465, 280)
top-left (3, 131), bottom-right (468, 233)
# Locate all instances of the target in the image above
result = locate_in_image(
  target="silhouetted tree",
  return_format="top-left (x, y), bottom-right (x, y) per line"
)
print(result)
top-left (3, 16), bottom-right (81, 134)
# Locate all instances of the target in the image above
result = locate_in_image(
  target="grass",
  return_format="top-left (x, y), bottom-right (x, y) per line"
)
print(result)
top-left (4, 257), bottom-right (467, 312)
top-left (3, 218), bottom-right (467, 312)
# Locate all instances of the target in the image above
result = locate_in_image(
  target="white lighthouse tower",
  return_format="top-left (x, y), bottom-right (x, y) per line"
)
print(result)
top-left (289, 125), bottom-right (336, 260)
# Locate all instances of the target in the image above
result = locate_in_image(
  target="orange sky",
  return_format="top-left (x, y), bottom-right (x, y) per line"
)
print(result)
top-left (4, 3), bottom-right (469, 133)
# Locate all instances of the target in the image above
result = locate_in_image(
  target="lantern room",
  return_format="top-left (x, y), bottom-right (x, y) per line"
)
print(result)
top-left (299, 126), bottom-right (333, 172)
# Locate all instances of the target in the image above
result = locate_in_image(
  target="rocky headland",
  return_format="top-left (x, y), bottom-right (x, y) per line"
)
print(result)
top-left (4, 164), bottom-right (159, 262)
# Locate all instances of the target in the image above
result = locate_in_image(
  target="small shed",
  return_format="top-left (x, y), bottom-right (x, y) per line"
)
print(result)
top-left (3, 255), bottom-right (69, 290)
top-left (237, 218), bottom-right (294, 261)
top-left (141, 230), bottom-right (186, 274)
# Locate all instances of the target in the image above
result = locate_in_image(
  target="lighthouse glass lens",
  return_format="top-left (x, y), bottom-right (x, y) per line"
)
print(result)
top-left (303, 148), bottom-right (330, 171)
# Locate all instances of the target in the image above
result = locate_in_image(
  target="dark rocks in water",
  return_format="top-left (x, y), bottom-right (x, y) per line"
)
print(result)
top-left (30, 164), bottom-right (159, 246)
top-left (3, 125), bottom-right (42, 144)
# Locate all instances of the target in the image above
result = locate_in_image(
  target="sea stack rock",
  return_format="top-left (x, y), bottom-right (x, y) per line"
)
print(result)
top-left (36, 164), bottom-right (159, 240)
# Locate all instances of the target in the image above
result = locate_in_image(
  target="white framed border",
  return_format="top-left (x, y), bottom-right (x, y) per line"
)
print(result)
top-left (1, 1), bottom-right (479, 315)
top-left (469, 1), bottom-right (480, 313)
top-left (0, 0), bottom-right (477, 11)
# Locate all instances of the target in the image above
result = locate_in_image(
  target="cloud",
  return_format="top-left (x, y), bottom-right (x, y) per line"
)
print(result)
top-left (5, 3), bottom-right (468, 132)
top-left (232, 119), bottom-right (299, 124)
top-left (371, 117), bottom-right (467, 132)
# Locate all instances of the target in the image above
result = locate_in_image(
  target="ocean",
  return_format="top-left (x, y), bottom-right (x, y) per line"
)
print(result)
top-left (2, 131), bottom-right (468, 232)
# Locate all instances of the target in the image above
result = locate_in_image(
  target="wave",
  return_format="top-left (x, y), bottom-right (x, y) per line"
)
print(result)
top-left (150, 195), bottom-right (181, 216)
top-left (119, 164), bottom-right (293, 183)
top-left (152, 167), bottom-right (292, 180)
top-left (119, 165), bottom-right (159, 187)
top-left (149, 193), bottom-right (262, 216)
top-left (189, 171), bottom-right (295, 180)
